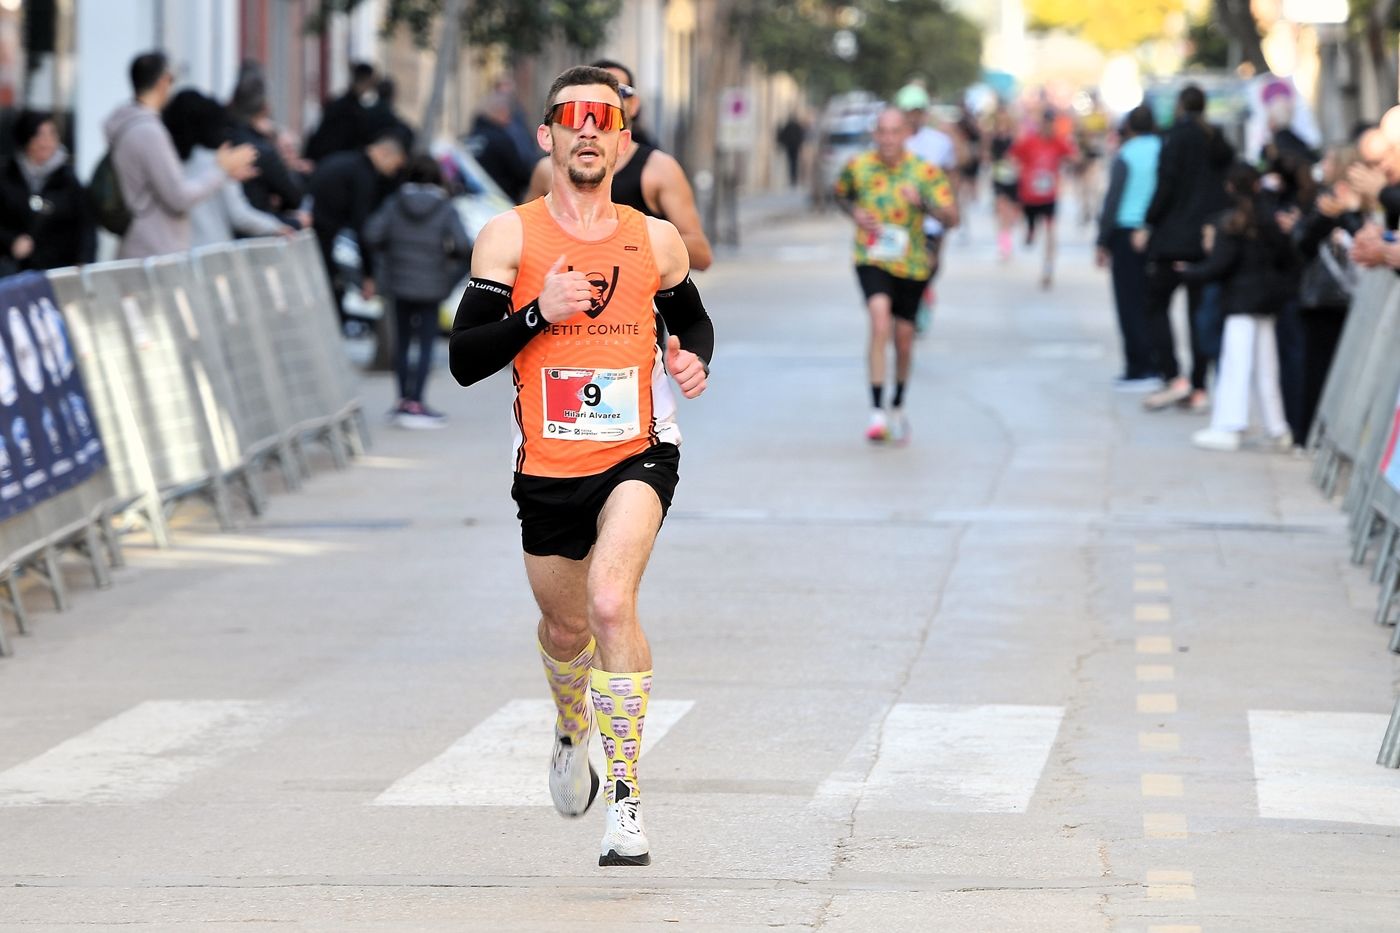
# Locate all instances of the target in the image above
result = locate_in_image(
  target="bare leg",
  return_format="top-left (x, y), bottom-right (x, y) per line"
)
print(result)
top-left (529, 554), bottom-right (592, 663)
top-left (894, 318), bottom-right (916, 387)
top-left (586, 480), bottom-right (663, 671)
top-left (1041, 218), bottom-right (1057, 288)
top-left (867, 293), bottom-right (893, 390)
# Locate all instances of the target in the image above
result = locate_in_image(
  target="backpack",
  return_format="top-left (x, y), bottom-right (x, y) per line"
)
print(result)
top-left (88, 120), bottom-right (138, 236)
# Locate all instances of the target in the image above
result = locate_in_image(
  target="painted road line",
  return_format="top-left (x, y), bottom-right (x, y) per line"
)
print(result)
top-left (1136, 665), bottom-right (1175, 683)
top-left (1143, 812), bottom-right (1189, 839)
top-left (1148, 927), bottom-right (1203, 933)
top-left (0, 700), bottom-right (286, 806)
top-left (1136, 636), bottom-right (1174, 655)
top-left (1249, 710), bottom-right (1400, 826)
top-left (1135, 604), bottom-right (1172, 623)
top-left (1138, 693), bottom-right (1180, 714)
top-left (1135, 544), bottom-right (1163, 554)
top-left (1142, 774), bottom-right (1185, 797)
top-left (1139, 732), bottom-right (1182, 753)
top-left (1145, 870), bottom-right (1196, 901)
top-left (1134, 562), bottom-right (1167, 575)
top-left (374, 699), bottom-right (694, 807)
top-left (815, 703), bottom-right (1064, 814)
top-left (1134, 579), bottom-right (1169, 594)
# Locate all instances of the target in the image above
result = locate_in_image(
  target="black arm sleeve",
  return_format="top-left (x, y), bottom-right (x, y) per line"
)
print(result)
top-left (1097, 157), bottom-right (1128, 249)
top-left (654, 275), bottom-right (714, 367)
top-left (447, 278), bottom-right (546, 387)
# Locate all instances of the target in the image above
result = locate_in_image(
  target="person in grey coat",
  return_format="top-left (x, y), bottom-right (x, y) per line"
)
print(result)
top-left (363, 154), bottom-right (471, 428)
top-left (102, 51), bottom-right (257, 259)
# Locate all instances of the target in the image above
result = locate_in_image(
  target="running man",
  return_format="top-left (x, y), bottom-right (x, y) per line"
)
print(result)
top-left (525, 60), bottom-right (712, 271)
top-left (835, 107), bottom-right (957, 444)
top-left (448, 66), bottom-right (713, 867)
top-left (1011, 109), bottom-right (1076, 288)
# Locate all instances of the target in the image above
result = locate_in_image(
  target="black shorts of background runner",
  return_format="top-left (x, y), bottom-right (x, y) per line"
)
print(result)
top-left (855, 265), bottom-right (930, 323)
top-left (512, 443), bottom-right (681, 560)
top-left (1023, 201), bottom-right (1057, 230)
top-left (994, 182), bottom-right (1019, 203)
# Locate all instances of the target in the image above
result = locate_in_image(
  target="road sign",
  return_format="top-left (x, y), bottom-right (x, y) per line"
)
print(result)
top-left (718, 87), bottom-right (756, 153)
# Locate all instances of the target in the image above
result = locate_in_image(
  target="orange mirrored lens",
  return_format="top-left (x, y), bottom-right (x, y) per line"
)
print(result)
top-left (549, 101), bottom-right (624, 132)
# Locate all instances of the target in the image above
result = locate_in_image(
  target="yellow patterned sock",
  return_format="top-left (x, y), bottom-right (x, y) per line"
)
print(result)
top-left (590, 668), bottom-right (652, 803)
top-left (540, 638), bottom-right (595, 743)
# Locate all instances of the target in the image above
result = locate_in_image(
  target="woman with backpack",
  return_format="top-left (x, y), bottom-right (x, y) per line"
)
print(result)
top-left (1178, 162), bottom-right (1296, 452)
top-left (363, 154), bottom-right (471, 429)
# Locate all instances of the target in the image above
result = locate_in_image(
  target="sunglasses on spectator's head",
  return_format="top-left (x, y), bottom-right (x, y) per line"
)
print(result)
top-left (618, 84), bottom-right (635, 100)
top-left (549, 100), bottom-right (625, 132)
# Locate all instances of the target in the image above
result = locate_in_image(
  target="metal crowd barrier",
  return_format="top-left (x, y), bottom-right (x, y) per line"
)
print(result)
top-left (0, 232), bottom-right (362, 655)
top-left (1306, 267), bottom-right (1400, 766)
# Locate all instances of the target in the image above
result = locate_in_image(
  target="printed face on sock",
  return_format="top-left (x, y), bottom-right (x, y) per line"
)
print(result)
top-left (571, 699), bottom-right (588, 715)
top-left (553, 671), bottom-right (576, 685)
top-left (610, 716), bottom-right (631, 738)
top-left (611, 760), bottom-right (629, 779)
top-left (640, 675), bottom-right (652, 694)
top-left (593, 693), bottom-right (615, 714)
top-left (602, 736), bottom-right (616, 757)
top-left (636, 716), bottom-right (645, 736)
top-left (621, 738), bottom-right (639, 760)
top-left (609, 677), bottom-right (634, 695)
top-left (560, 716), bottom-right (578, 733)
top-left (623, 695), bottom-right (644, 716)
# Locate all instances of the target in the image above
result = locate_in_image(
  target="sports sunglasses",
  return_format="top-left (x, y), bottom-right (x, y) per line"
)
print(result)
top-left (549, 100), bottom-right (626, 132)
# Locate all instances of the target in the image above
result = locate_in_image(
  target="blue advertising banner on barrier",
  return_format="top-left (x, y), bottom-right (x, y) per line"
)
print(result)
top-left (0, 272), bottom-right (105, 521)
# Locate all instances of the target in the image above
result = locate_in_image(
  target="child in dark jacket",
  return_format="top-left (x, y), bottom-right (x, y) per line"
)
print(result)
top-left (1179, 162), bottom-right (1295, 451)
top-left (364, 154), bottom-right (471, 428)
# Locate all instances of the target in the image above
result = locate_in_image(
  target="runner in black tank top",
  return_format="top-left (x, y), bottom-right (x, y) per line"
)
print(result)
top-left (612, 143), bottom-right (664, 218)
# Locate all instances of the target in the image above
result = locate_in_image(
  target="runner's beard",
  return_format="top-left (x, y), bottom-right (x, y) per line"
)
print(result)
top-left (568, 159), bottom-right (607, 190)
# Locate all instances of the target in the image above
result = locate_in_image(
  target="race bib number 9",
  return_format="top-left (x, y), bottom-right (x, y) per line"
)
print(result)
top-left (542, 366), bottom-right (641, 441)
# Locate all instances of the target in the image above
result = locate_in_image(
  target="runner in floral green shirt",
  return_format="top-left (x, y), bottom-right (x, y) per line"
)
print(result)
top-left (835, 108), bottom-right (957, 444)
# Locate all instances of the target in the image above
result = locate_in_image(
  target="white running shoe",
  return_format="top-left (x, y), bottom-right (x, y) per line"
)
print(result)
top-left (1191, 427), bottom-right (1241, 451)
top-left (865, 409), bottom-right (889, 443)
top-left (599, 779), bottom-right (650, 866)
top-left (548, 729), bottom-right (599, 818)
top-left (888, 409), bottom-right (910, 446)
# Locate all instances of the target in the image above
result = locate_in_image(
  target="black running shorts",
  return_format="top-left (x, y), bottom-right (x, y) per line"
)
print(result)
top-left (511, 443), bottom-right (681, 560)
top-left (1023, 201), bottom-right (1057, 227)
top-left (855, 265), bottom-right (929, 323)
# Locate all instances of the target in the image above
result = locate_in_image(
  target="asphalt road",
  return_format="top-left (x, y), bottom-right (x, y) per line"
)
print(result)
top-left (0, 205), bottom-right (1397, 932)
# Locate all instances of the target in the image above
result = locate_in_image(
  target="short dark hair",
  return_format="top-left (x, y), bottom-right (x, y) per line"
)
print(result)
top-left (162, 89), bottom-right (229, 162)
top-left (1179, 85), bottom-right (1206, 115)
top-left (11, 109), bottom-right (53, 149)
top-left (589, 59), bottom-right (634, 88)
top-left (1127, 105), bottom-right (1156, 136)
top-left (542, 66), bottom-right (623, 126)
top-left (351, 62), bottom-right (375, 86)
top-left (130, 51), bottom-right (169, 96)
top-left (405, 153), bottom-right (443, 187)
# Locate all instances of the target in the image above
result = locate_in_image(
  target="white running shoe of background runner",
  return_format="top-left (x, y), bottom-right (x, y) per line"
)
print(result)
top-left (549, 728), bottom-right (599, 817)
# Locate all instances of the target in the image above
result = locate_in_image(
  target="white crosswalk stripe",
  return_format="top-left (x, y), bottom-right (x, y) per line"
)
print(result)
top-left (815, 703), bottom-right (1066, 814)
top-left (373, 699), bottom-right (695, 807)
top-left (0, 700), bottom-right (288, 806)
top-left (1249, 710), bottom-right (1400, 827)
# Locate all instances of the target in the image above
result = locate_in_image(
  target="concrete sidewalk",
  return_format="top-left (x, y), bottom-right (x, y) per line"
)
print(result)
top-left (0, 206), bottom-right (1397, 931)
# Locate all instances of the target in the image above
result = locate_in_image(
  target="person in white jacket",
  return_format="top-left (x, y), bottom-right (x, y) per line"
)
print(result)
top-left (162, 89), bottom-right (289, 247)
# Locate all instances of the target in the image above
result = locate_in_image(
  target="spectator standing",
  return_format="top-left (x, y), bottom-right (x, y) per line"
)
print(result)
top-left (363, 154), bottom-right (471, 428)
top-left (1179, 163), bottom-right (1295, 451)
top-left (227, 65), bottom-right (307, 224)
top-left (776, 114), bottom-right (806, 188)
top-left (1096, 105), bottom-right (1161, 391)
top-left (103, 51), bottom-right (258, 260)
top-left (162, 90), bottom-right (289, 248)
top-left (466, 93), bottom-right (534, 202)
top-left (365, 78), bottom-right (415, 154)
top-left (304, 62), bottom-right (377, 163)
top-left (0, 110), bottom-right (93, 272)
top-left (1292, 146), bottom-right (1368, 443)
top-left (306, 133), bottom-right (406, 329)
top-left (1141, 84), bottom-right (1235, 413)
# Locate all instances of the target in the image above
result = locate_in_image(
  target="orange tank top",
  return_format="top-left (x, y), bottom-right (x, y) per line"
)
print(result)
top-left (509, 198), bottom-right (676, 478)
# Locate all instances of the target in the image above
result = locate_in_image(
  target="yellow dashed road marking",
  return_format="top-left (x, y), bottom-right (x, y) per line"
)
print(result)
top-left (1139, 732), bottom-right (1182, 752)
top-left (1145, 870), bottom-right (1197, 900)
top-left (1142, 774), bottom-right (1185, 797)
top-left (1143, 812), bottom-right (1189, 839)
top-left (1135, 603), bottom-right (1172, 622)
top-left (1137, 635), bottom-right (1173, 654)
top-left (1138, 693), bottom-right (1179, 714)
top-left (1136, 664), bottom-right (1175, 682)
